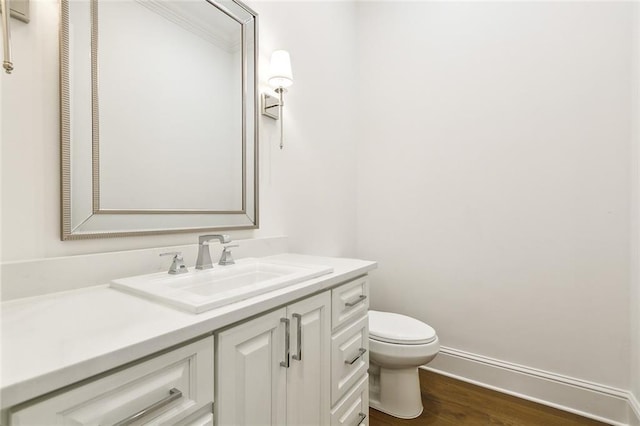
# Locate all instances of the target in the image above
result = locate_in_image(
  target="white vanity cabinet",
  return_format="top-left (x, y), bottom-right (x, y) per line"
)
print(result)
top-left (215, 291), bottom-right (331, 426)
top-left (215, 276), bottom-right (370, 426)
top-left (2, 262), bottom-right (376, 426)
top-left (8, 336), bottom-right (214, 426)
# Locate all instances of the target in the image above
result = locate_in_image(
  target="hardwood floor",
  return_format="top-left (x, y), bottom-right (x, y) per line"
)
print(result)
top-left (369, 369), bottom-right (608, 426)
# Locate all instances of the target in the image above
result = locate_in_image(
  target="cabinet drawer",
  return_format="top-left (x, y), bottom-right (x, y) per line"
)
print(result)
top-left (332, 276), bottom-right (369, 331)
top-left (182, 413), bottom-right (213, 426)
top-left (330, 374), bottom-right (368, 426)
top-left (10, 336), bottom-right (214, 426)
top-left (331, 314), bottom-right (368, 406)
top-left (175, 406), bottom-right (214, 426)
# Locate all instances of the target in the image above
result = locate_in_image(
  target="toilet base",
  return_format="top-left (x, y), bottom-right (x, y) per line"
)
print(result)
top-left (369, 363), bottom-right (423, 419)
top-left (370, 400), bottom-right (424, 419)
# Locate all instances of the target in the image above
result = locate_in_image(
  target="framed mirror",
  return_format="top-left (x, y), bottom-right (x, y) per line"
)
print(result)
top-left (60, 0), bottom-right (258, 240)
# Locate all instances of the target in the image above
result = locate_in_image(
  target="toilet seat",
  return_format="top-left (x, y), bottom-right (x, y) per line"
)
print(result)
top-left (369, 310), bottom-right (437, 345)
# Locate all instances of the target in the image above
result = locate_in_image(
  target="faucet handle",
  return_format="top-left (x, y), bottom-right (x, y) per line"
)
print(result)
top-left (160, 252), bottom-right (188, 275)
top-left (218, 244), bottom-right (239, 266)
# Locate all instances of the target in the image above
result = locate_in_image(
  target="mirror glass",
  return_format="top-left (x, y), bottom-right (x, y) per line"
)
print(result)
top-left (61, 0), bottom-right (258, 240)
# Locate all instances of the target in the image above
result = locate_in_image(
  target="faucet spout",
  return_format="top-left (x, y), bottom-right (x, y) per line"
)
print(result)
top-left (196, 234), bottom-right (232, 270)
top-left (198, 234), bottom-right (231, 245)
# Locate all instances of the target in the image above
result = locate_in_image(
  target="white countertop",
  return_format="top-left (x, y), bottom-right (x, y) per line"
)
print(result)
top-left (1, 254), bottom-right (376, 410)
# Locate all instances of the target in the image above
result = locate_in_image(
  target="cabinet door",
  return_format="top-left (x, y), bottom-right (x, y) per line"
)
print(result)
top-left (216, 308), bottom-right (287, 426)
top-left (286, 291), bottom-right (331, 426)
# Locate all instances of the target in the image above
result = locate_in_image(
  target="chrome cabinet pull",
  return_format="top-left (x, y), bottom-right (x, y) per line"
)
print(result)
top-left (345, 348), bottom-right (367, 365)
top-left (355, 412), bottom-right (367, 425)
top-left (1, 0), bottom-right (13, 73)
top-left (292, 313), bottom-right (302, 361)
top-left (113, 387), bottom-right (182, 426)
top-left (345, 294), bottom-right (367, 307)
top-left (280, 317), bottom-right (290, 368)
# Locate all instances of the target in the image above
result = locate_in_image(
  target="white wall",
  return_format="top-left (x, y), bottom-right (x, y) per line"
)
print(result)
top-left (632, 0), bottom-right (640, 410)
top-left (248, 0), bottom-right (358, 258)
top-left (0, 0), bottom-right (357, 262)
top-left (356, 1), bottom-right (633, 389)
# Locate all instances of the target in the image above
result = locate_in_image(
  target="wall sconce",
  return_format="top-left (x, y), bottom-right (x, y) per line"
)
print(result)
top-left (262, 50), bottom-right (293, 149)
top-left (0, 0), bottom-right (30, 74)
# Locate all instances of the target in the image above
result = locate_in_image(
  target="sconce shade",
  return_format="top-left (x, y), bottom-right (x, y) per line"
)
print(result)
top-left (268, 50), bottom-right (293, 88)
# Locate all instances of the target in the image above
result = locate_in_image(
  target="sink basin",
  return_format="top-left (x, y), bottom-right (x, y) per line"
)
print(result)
top-left (110, 258), bottom-right (333, 313)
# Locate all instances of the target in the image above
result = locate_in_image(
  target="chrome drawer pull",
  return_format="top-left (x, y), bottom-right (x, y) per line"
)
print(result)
top-left (356, 412), bottom-right (367, 425)
top-left (292, 313), bottom-right (302, 361)
top-left (345, 294), bottom-right (367, 307)
top-left (113, 387), bottom-right (182, 426)
top-left (280, 317), bottom-right (290, 368)
top-left (345, 348), bottom-right (367, 365)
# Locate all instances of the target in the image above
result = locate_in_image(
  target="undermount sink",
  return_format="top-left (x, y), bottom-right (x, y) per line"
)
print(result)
top-left (110, 258), bottom-right (333, 313)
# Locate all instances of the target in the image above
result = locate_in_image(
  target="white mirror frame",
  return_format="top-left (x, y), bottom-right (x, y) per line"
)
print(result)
top-left (60, 0), bottom-right (259, 240)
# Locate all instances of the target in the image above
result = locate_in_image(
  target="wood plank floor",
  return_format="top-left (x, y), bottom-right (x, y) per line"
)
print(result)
top-left (369, 369), bottom-right (608, 426)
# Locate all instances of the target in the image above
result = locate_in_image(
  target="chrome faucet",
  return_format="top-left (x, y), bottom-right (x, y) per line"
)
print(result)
top-left (160, 252), bottom-right (188, 274)
top-left (196, 234), bottom-right (231, 270)
top-left (218, 244), bottom-right (239, 266)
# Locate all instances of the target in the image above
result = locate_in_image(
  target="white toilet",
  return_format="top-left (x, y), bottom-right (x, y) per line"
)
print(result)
top-left (368, 310), bottom-right (440, 419)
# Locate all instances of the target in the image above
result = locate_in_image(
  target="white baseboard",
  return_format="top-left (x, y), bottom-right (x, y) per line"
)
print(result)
top-left (423, 346), bottom-right (637, 426)
top-left (629, 392), bottom-right (640, 426)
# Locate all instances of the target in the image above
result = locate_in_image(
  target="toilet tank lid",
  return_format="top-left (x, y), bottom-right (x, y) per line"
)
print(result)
top-left (369, 310), bottom-right (437, 345)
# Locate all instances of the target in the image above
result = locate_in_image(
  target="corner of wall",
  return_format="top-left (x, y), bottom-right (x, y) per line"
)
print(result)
top-left (629, 392), bottom-right (640, 426)
top-left (631, 0), bottom-right (640, 408)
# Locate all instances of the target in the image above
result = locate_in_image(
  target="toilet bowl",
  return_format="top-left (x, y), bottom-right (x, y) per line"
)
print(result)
top-left (368, 310), bottom-right (439, 419)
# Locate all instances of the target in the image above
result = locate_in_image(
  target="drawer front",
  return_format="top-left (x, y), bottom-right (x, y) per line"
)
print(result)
top-left (332, 276), bottom-right (369, 331)
top-left (175, 406), bottom-right (214, 426)
top-left (183, 413), bottom-right (213, 426)
top-left (331, 314), bottom-right (369, 406)
top-left (331, 374), bottom-right (369, 426)
top-left (10, 336), bottom-right (214, 426)
top-left (182, 413), bottom-right (213, 426)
